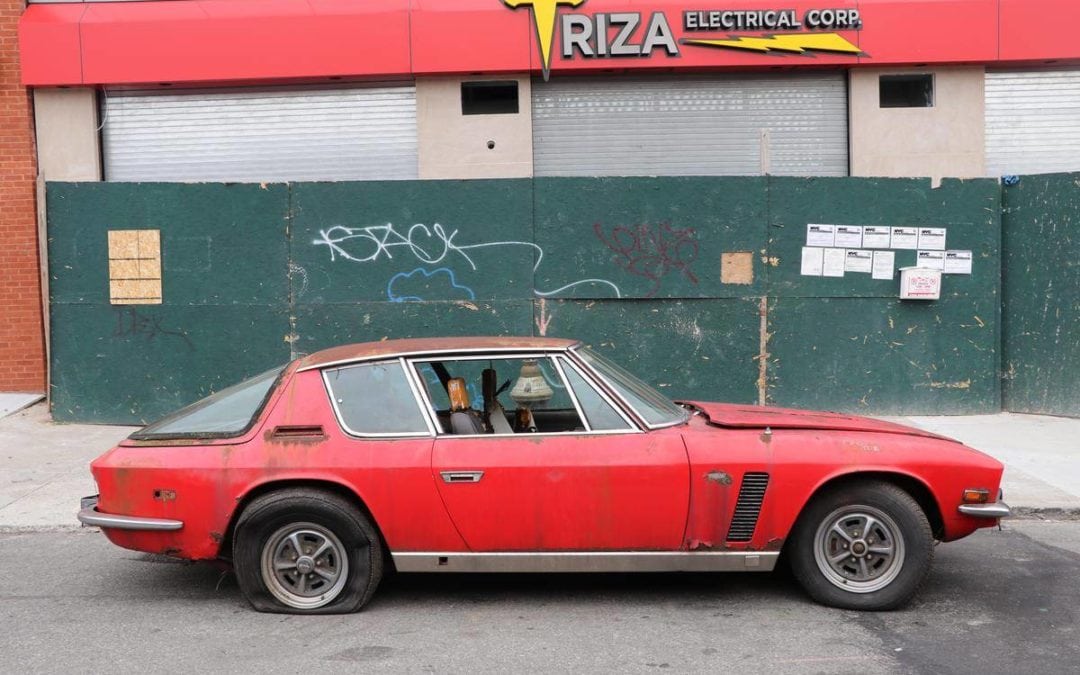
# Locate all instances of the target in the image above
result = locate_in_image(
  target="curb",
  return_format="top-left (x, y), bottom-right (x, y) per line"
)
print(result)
top-left (0, 524), bottom-right (89, 534)
top-left (1009, 507), bottom-right (1080, 521)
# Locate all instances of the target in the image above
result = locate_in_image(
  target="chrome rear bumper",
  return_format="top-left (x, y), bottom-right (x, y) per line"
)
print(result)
top-left (77, 495), bottom-right (183, 531)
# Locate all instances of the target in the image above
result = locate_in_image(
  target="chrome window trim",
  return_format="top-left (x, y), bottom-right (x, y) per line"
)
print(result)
top-left (405, 353), bottom-right (644, 438)
top-left (550, 355), bottom-right (593, 432)
top-left (298, 344), bottom-right (580, 372)
top-left (554, 355), bottom-right (639, 432)
top-left (321, 360), bottom-right (434, 439)
top-left (398, 357), bottom-right (439, 437)
top-left (408, 358), bottom-right (445, 434)
top-left (566, 345), bottom-right (689, 431)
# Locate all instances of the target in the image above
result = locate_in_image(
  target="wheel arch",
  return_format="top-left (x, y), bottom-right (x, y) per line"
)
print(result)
top-left (792, 471), bottom-right (945, 542)
top-left (219, 478), bottom-right (394, 570)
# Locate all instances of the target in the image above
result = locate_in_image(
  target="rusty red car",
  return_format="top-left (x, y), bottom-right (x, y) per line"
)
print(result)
top-left (79, 337), bottom-right (1009, 614)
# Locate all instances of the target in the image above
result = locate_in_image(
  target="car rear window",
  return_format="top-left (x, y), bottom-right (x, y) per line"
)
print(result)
top-left (130, 365), bottom-right (286, 439)
top-left (323, 361), bottom-right (430, 436)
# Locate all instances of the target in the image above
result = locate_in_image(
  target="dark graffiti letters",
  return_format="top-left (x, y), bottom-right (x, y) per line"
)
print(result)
top-left (594, 222), bottom-right (699, 297)
top-left (113, 307), bottom-right (194, 351)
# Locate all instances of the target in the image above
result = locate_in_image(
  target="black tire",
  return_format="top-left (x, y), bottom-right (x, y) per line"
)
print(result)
top-left (787, 481), bottom-right (934, 611)
top-left (233, 488), bottom-right (383, 614)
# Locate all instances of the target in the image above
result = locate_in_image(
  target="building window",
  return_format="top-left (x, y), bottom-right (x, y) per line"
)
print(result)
top-left (461, 81), bottom-right (519, 115)
top-left (879, 74), bottom-right (934, 108)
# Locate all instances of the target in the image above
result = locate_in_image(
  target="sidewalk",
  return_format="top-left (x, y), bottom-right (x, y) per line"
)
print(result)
top-left (1, 403), bottom-right (1077, 531)
top-left (885, 413), bottom-right (1080, 517)
top-left (0, 404), bottom-right (134, 530)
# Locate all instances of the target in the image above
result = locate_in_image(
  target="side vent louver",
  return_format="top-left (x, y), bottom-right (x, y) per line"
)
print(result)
top-left (726, 472), bottom-right (770, 542)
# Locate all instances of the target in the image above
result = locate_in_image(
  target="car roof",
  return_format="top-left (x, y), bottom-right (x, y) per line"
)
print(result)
top-left (296, 336), bottom-right (581, 371)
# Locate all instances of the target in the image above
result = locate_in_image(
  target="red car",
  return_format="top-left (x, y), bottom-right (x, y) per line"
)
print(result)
top-left (79, 337), bottom-right (1009, 613)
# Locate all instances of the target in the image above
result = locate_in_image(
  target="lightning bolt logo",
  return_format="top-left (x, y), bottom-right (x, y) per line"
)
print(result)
top-left (503, 0), bottom-right (586, 80)
top-left (682, 33), bottom-right (862, 55)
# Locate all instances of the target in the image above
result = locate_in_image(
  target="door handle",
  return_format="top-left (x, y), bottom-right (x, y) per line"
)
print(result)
top-left (441, 471), bottom-right (484, 484)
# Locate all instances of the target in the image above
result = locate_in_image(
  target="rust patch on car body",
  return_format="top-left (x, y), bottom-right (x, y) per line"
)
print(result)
top-left (687, 538), bottom-right (723, 551)
top-left (209, 531), bottom-right (223, 544)
top-left (704, 470), bottom-right (732, 485)
top-left (152, 489), bottom-right (176, 502)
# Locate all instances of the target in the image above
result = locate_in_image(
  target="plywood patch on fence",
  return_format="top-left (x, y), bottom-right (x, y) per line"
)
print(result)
top-left (721, 251), bottom-right (754, 285)
top-left (108, 229), bottom-right (162, 304)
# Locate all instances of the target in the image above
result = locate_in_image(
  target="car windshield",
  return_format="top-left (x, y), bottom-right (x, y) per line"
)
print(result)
top-left (131, 365), bottom-right (286, 439)
top-left (575, 347), bottom-right (689, 428)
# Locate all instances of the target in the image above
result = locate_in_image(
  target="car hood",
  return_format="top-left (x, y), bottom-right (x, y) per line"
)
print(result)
top-left (680, 401), bottom-right (954, 441)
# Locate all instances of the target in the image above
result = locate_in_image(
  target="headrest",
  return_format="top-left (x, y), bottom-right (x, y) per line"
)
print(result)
top-left (447, 377), bottom-right (470, 412)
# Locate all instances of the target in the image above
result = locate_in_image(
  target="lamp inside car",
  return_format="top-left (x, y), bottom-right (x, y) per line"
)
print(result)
top-left (962, 488), bottom-right (991, 504)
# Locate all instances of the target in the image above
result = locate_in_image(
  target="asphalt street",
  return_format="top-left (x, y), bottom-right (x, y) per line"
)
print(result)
top-left (1, 520), bottom-right (1078, 674)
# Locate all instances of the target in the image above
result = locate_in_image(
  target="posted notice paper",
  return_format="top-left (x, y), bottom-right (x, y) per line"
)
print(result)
top-left (917, 250), bottom-right (946, 270)
top-left (822, 247), bottom-right (846, 277)
top-left (835, 226), bottom-right (863, 248)
top-left (862, 226), bottom-right (891, 249)
top-left (944, 250), bottom-right (973, 274)
top-left (917, 227), bottom-right (947, 250)
top-left (844, 249), bottom-right (873, 273)
top-left (807, 224), bottom-right (836, 247)
top-left (890, 227), bottom-right (919, 249)
top-left (801, 246), bottom-right (824, 276)
top-left (872, 251), bottom-right (896, 279)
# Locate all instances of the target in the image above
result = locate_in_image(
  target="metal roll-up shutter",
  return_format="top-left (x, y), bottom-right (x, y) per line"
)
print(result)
top-left (532, 73), bottom-right (848, 177)
top-left (102, 85), bottom-right (418, 182)
top-left (986, 70), bottom-right (1080, 176)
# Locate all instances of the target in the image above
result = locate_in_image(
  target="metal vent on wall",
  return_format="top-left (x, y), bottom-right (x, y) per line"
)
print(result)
top-left (101, 84), bottom-right (418, 182)
top-left (531, 74), bottom-right (849, 177)
top-left (726, 472), bottom-right (770, 542)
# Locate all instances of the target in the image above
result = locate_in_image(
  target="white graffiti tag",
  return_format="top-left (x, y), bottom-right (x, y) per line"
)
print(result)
top-left (313, 223), bottom-right (621, 298)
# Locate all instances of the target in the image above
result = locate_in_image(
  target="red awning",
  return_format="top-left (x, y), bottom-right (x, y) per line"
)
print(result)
top-left (18, 0), bottom-right (1080, 87)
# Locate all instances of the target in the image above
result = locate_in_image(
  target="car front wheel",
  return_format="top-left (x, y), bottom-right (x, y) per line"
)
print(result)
top-left (233, 488), bottom-right (383, 614)
top-left (788, 481), bottom-right (934, 610)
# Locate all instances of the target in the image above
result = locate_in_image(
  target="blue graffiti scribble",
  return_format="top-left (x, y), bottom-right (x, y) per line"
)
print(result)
top-left (386, 267), bottom-right (476, 303)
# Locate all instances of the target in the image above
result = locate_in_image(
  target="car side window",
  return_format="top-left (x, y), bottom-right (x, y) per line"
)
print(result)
top-left (413, 356), bottom-right (586, 436)
top-left (323, 361), bottom-right (429, 436)
top-left (558, 358), bottom-right (634, 432)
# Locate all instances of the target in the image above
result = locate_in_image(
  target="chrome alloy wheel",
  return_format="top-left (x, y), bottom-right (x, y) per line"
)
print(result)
top-left (813, 505), bottom-right (905, 594)
top-left (260, 522), bottom-right (349, 610)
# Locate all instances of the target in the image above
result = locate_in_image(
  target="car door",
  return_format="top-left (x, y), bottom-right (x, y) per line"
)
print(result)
top-left (421, 354), bottom-right (690, 552)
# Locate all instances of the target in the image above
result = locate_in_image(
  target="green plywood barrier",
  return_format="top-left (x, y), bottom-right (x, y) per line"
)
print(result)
top-left (291, 180), bottom-right (535, 304)
top-left (539, 298), bottom-right (762, 405)
top-left (47, 176), bottom-right (1006, 423)
top-left (533, 177), bottom-right (767, 299)
top-left (47, 183), bottom-right (293, 423)
top-left (292, 301), bottom-right (535, 357)
top-left (765, 177), bottom-right (1001, 413)
top-left (1002, 174), bottom-right (1080, 416)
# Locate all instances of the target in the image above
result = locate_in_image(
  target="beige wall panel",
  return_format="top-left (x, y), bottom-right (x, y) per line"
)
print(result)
top-left (850, 67), bottom-right (985, 183)
top-left (417, 76), bottom-right (533, 179)
top-left (33, 88), bottom-right (102, 181)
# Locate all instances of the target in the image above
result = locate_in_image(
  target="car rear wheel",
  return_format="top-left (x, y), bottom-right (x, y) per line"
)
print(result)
top-left (788, 481), bottom-right (933, 610)
top-left (233, 488), bottom-right (383, 614)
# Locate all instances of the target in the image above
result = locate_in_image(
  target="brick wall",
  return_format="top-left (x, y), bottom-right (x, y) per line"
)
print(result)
top-left (0, 0), bottom-right (45, 392)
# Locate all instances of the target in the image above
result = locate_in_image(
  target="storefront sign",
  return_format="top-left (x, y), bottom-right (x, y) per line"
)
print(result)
top-left (503, 0), bottom-right (864, 79)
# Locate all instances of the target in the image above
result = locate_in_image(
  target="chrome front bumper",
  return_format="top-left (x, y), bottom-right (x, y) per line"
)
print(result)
top-left (77, 495), bottom-right (183, 531)
top-left (958, 501), bottom-right (1012, 519)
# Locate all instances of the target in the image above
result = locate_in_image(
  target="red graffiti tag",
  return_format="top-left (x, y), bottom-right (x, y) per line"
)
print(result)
top-left (594, 222), bottom-right (699, 298)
